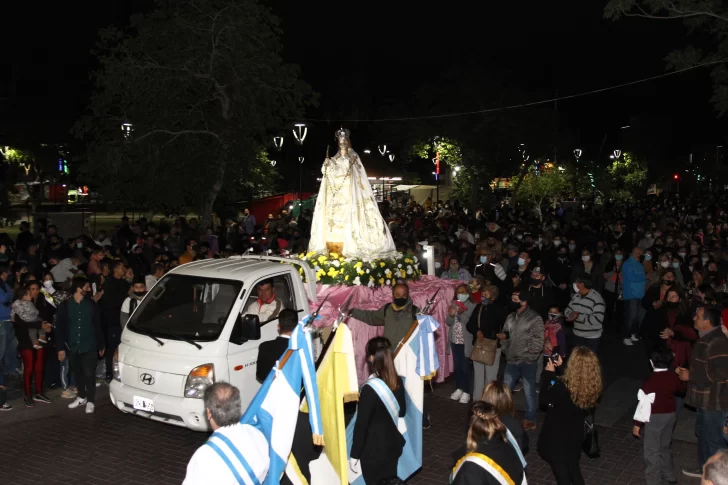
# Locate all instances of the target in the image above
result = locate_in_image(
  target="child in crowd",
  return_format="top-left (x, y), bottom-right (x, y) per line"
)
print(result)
top-left (543, 305), bottom-right (566, 363)
top-left (633, 349), bottom-right (686, 485)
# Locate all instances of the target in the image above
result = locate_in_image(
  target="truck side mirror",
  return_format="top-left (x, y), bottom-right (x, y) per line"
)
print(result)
top-left (243, 314), bottom-right (261, 341)
top-left (229, 314), bottom-right (261, 345)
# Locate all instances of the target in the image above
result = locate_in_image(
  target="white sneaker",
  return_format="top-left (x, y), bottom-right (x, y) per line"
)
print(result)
top-left (450, 389), bottom-right (464, 401)
top-left (623, 338), bottom-right (634, 346)
top-left (630, 334), bottom-right (640, 342)
top-left (68, 397), bottom-right (87, 409)
top-left (85, 402), bottom-right (95, 414)
top-left (459, 393), bottom-right (471, 404)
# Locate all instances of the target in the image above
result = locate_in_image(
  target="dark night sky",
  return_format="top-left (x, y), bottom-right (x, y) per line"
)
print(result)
top-left (1, 0), bottom-right (724, 170)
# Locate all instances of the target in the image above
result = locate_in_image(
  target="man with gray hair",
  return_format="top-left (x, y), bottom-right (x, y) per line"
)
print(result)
top-left (702, 450), bottom-right (728, 485)
top-left (183, 382), bottom-right (270, 484)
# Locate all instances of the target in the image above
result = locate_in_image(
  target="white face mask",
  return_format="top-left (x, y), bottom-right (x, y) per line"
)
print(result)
top-left (43, 280), bottom-right (54, 288)
top-left (660, 261), bottom-right (670, 268)
top-left (582, 255), bottom-right (590, 262)
top-left (457, 294), bottom-right (469, 303)
top-left (573, 283), bottom-right (579, 293)
top-left (435, 262), bottom-right (441, 269)
top-left (518, 258), bottom-right (526, 266)
top-left (553, 240), bottom-right (561, 247)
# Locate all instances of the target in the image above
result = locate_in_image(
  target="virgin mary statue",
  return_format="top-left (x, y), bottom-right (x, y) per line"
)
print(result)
top-left (308, 128), bottom-right (397, 260)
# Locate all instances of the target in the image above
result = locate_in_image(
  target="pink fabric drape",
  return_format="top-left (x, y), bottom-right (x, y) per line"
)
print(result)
top-left (307, 276), bottom-right (458, 385)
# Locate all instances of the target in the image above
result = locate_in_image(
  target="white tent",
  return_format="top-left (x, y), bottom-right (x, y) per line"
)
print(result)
top-left (393, 185), bottom-right (455, 204)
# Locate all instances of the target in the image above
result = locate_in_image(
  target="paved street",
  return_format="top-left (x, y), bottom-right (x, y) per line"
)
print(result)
top-left (2, 332), bottom-right (702, 485)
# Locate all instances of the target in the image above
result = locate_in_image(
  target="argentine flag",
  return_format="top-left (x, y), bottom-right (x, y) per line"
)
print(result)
top-left (240, 320), bottom-right (323, 484)
top-left (345, 314), bottom-right (440, 483)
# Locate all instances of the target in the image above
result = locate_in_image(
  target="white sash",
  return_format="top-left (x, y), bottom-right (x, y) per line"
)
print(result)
top-left (451, 452), bottom-right (527, 485)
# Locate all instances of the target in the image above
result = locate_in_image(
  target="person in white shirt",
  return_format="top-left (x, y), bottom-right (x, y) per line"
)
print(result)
top-left (49, 256), bottom-right (81, 284)
top-left (183, 382), bottom-right (269, 485)
top-left (120, 279), bottom-right (147, 329)
top-left (244, 278), bottom-right (283, 322)
top-left (144, 263), bottom-right (165, 291)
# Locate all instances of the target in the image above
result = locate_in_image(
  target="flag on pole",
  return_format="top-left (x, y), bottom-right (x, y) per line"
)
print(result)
top-left (240, 320), bottom-right (323, 485)
top-left (345, 314), bottom-right (440, 483)
top-left (285, 323), bottom-right (359, 485)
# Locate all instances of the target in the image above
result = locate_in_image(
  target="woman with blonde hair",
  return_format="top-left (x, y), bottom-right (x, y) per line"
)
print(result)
top-left (538, 346), bottom-right (603, 485)
top-left (481, 380), bottom-right (528, 453)
top-left (451, 401), bottom-right (526, 485)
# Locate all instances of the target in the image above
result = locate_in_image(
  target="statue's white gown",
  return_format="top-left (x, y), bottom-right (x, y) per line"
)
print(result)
top-left (308, 149), bottom-right (397, 260)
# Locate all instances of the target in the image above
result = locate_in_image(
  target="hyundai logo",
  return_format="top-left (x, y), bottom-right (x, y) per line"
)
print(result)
top-left (139, 373), bottom-right (155, 385)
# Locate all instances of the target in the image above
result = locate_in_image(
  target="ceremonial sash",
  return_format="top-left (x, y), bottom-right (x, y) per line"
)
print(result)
top-left (206, 431), bottom-right (261, 485)
top-left (451, 452), bottom-right (527, 485)
top-left (505, 429), bottom-right (527, 469)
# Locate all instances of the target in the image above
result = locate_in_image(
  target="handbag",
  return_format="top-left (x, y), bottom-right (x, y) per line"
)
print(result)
top-left (582, 410), bottom-right (600, 458)
top-left (470, 307), bottom-right (497, 366)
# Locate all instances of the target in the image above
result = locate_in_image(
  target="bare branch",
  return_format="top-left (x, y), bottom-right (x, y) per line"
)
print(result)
top-left (134, 129), bottom-right (221, 144)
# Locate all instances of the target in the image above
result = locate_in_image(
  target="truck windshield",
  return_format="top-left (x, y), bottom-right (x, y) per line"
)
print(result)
top-left (127, 274), bottom-right (242, 342)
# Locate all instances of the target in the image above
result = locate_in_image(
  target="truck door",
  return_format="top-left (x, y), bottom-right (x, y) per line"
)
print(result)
top-left (227, 272), bottom-right (305, 411)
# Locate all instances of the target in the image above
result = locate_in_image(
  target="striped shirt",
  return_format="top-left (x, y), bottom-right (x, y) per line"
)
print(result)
top-left (565, 289), bottom-right (605, 338)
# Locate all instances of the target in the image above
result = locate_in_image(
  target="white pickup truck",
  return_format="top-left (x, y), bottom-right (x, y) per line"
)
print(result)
top-left (108, 256), bottom-right (317, 431)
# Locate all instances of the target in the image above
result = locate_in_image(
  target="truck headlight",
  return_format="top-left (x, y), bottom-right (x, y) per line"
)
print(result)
top-left (113, 361), bottom-right (122, 382)
top-left (184, 364), bottom-right (215, 399)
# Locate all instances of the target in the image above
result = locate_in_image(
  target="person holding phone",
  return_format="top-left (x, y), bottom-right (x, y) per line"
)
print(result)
top-left (447, 284), bottom-right (477, 404)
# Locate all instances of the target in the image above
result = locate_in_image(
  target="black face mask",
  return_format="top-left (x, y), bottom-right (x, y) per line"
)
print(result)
top-left (393, 297), bottom-right (408, 307)
top-left (509, 301), bottom-right (521, 311)
top-left (134, 291), bottom-right (147, 298)
top-left (665, 301), bottom-right (679, 309)
top-left (662, 280), bottom-right (673, 286)
top-left (530, 277), bottom-right (541, 286)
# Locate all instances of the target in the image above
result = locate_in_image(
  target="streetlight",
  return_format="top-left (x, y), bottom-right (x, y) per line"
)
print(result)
top-left (613, 149), bottom-right (622, 159)
top-left (121, 122), bottom-right (133, 139)
top-left (388, 153), bottom-right (395, 162)
top-left (364, 149), bottom-right (371, 154)
top-left (378, 145), bottom-right (387, 156)
top-left (273, 136), bottom-right (284, 151)
top-left (270, 160), bottom-right (277, 167)
top-left (292, 123), bottom-right (307, 217)
top-left (573, 148), bottom-right (582, 161)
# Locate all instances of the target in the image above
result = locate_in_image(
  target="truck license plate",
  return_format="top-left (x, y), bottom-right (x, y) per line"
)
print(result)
top-left (133, 396), bottom-right (154, 412)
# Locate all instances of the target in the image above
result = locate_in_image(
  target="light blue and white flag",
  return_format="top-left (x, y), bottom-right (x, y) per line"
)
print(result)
top-left (345, 315), bottom-right (440, 483)
top-left (288, 319), bottom-right (324, 443)
top-left (240, 320), bottom-right (323, 485)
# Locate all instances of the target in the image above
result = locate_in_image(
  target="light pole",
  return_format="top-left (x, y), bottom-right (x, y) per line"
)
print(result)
top-left (293, 123), bottom-right (308, 217)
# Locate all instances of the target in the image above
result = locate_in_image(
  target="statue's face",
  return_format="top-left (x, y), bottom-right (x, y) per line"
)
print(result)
top-left (337, 136), bottom-right (348, 151)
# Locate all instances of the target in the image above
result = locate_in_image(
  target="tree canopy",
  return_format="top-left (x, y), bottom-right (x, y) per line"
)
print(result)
top-left (605, 0), bottom-right (728, 114)
top-left (75, 0), bottom-right (315, 223)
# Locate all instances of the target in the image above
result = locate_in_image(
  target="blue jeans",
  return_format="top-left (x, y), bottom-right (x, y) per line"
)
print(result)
top-left (451, 343), bottom-right (472, 394)
top-left (504, 361), bottom-right (538, 422)
top-left (696, 408), bottom-right (728, 467)
top-left (623, 298), bottom-right (645, 339)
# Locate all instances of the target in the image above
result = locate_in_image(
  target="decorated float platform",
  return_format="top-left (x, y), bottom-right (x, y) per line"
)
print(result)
top-left (292, 251), bottom-right (458, 385)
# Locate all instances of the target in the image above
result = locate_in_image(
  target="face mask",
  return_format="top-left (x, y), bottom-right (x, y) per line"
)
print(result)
top-left (553, 240), bottom-right (561, 247)
top-left (582, 255), bottom-right (590, 262)
top-left (393, 297), bottom-right (408, 307)
top-left (457, 294), bottom-right (469, 303)
top-left (573, 283), bottom-right (579, 293)
top-left (660, 261), bottom-right (670, 268)
top-left (517, 258), bottom-right (526, 266)
top-left (479, 256), bottom-right (487, 263)
top-left (678, 252), bottom-right (686, 258)
top-left (666, 301), bottom-right (679, 309)
top-left (77, 243), bottom-right (83, 249)
top-left (134, 291), bottom-right (147, 298)
top-left (702, 257), bottom-right (709, 263)
top-left (516, 235), bottom-right (523, 240)
top-left (662, 279), bottom-right (673, 286)
top-left (644, 254), bottom-right (652, 261)
top-left (43, 280), bottom-right (54, 289)
top-left (568, 244), bottom-right (576, 251)
top-left (672, 262), bottom-right (679, 268)
top-left (435, 262), bottom-right (441, 269)
top-left (552, 224), bottom-right (559, 229)
top-left (548, 313), bottom-right (561, 319)
top-left (615, 254), bottom-right (623, 261)
top-left (509, 301), bottom-right (521, 311)
top-left (530, 277), bottom-right (541, 286)
top-left (645, 234), bottom-right (652, 239)
top-left (596, 247), bottom-right (604, 253)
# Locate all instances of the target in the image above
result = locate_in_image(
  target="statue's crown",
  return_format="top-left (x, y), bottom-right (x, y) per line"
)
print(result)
top-left (335, 127), bottom-right (350, 140)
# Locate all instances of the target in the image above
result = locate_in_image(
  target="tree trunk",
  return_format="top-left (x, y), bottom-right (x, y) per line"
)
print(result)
top-left (509, 167), bottom-right (529, 205)
top-left (201, 159), bottom-right (227, 230)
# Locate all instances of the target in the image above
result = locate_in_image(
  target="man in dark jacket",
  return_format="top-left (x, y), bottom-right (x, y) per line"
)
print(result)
top-left (677, 305), bottom-right (728, 478)
top-left (55, 278), bottom-right (104, 414)
top-left (255, 309), bottom-right (297, 383)
top-left (95, 260), bottom-right (130, 383)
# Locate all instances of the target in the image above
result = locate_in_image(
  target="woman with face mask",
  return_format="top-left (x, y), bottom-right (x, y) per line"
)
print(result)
top-left (446, 284), bottom-right (477, 404)
top-left (648, 288), bottom-right (697, 370)
top-left (603, 251), bottom-right (625, 331)
top-left (466, 285), bottom-right (507, 401)
top-left (570, 248), bottom-right (604, 296)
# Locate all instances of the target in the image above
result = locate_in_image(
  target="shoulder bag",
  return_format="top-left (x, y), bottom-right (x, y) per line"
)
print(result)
top-left (582, 409), bottom-right (600, 458)
top-left (470, 306), bottom-right (497, 366)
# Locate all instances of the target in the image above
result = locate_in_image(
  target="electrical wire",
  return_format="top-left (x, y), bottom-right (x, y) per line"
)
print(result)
top-left (296, 60), bottom-right (727, 123)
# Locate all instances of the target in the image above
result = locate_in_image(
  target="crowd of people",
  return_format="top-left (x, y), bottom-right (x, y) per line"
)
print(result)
top-left (1, 192), bottom-right (728, 484)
